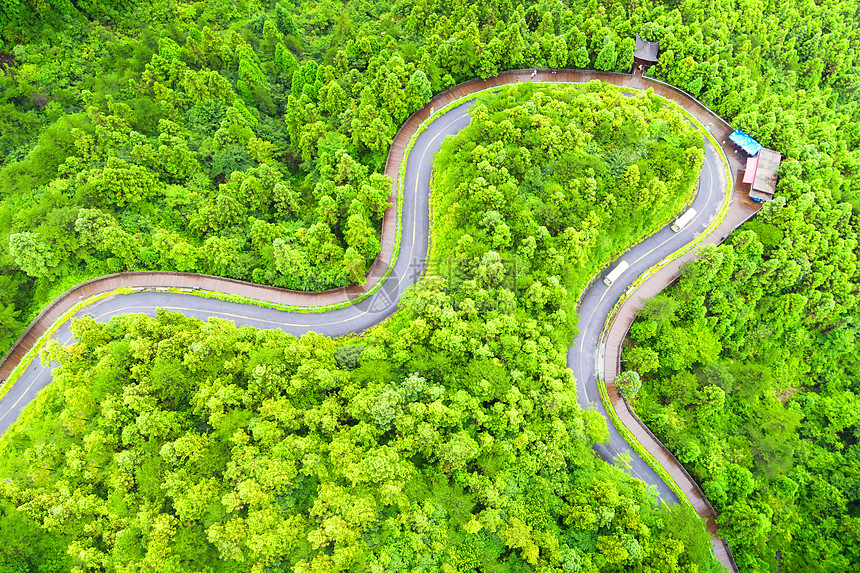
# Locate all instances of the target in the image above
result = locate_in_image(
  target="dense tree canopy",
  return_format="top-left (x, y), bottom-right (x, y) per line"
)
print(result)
top-left (0, 0), bottom-right (858, 569)
top-left (624, 183), bottom-right (860, 570)
top-left (0, 0), bottom-right (857, 358)
top-left (0, 83), bottom-right (719, 572)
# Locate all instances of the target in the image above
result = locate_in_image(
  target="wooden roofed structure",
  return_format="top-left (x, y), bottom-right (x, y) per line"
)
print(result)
top-left (749, 148), bottom-right (782, 201)
top-left (634, 34), bottom-right (660, 69)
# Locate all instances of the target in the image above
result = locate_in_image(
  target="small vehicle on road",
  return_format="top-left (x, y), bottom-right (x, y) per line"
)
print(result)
top-left (671, 208), bottom-right (697, 232)
top-left (604, 261), bottom-right (630, 286)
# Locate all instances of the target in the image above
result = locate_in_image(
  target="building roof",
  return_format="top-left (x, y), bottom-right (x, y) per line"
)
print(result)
top-left (729, 129), bottom-right (763, 156)
top-left (634, 34), bottom-right (660, 62)
top-left (750, 148), bottom-right (782, 201)
top-left (743, 155), bottom-right (758, 184)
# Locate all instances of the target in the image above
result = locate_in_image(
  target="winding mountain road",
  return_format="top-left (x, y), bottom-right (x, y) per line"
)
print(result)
top-left (0, 69), bottom-right (757, 572)
top-left (569, 132), bottom-right (722, 504)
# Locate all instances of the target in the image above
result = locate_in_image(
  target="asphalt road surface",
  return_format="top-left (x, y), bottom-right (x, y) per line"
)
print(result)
top-left (0, 92), bottom-right (726, 506)
top-left (568, 134), bottom-right (724, 503)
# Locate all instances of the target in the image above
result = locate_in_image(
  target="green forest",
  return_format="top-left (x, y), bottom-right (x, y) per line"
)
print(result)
top-left (1, 0), bottom-right (858, 354)
top-left (0, 82), bottom-right (716, 570)
top-left (0, 0), bottom-right (859, 570)
top-left (623, 202), bottom-right (860, 570)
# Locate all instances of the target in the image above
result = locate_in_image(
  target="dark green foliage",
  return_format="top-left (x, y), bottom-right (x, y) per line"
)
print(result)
top-left (334, 343), bottom-right (365, 369)
top-left (615, 371), bottom-right (642, 400)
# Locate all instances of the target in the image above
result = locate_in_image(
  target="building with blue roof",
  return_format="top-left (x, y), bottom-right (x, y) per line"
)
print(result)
top-left (730, 129), bottom-right (782, 202)
top-left (729, 129), bottom-right (763, 156)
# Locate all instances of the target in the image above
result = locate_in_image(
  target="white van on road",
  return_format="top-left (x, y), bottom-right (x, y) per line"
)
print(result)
top-left (604, 261), bottom-right (630, 286)
top-left (671, 208), bottom-right (697, 232)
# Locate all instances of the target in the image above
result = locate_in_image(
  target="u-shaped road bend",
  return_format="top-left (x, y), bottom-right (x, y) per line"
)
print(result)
top-left (0, 69), bottom-right (758, 572)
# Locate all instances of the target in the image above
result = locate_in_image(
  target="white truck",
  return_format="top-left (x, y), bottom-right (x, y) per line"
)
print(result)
top-left (604, 260), bottom-right (630, 286)
top-left (671, 208), bottom-right (697, 232)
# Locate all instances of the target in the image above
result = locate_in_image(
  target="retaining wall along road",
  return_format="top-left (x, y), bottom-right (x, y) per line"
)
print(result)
top-left (0, 69), bottom-right (760, 573)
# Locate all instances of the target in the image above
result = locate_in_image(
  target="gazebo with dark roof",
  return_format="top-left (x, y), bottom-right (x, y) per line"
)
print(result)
top-left (633, 34), bottom-right (660, 69)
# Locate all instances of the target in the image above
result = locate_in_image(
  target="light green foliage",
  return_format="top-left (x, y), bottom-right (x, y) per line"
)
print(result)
top-left (625, 346), bottom-right (660, 375)
top-left (8, 231), bottom-right (57, 278)
top-left (594, 38), bottom-right (617, 71)
top-left (628, 187), bottom-right (860, 568)
top-left (274, 42), bottom-right (299, 81)
top-left (82, 157), bottom-right (164, 208)
top-left (0, 0), bottom-right (855, 366)
top-left (0, 298), bottom-right (716, 571)
top-left (236, 47), bottom-right (270, 108)
top-left (431, 82), bottom-right (702, 303)
top-left (572, 46), bottom-right (590, 69)
top-left (0, 15), bottom-right (402, 352)
top-left (0, 0), bottom-right (858, 568)
top-left (406, 69), bottom-right (433, 108)
top-left (0, 83), bottom-right (718, 572)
